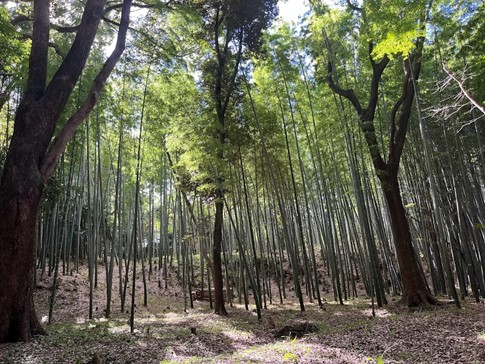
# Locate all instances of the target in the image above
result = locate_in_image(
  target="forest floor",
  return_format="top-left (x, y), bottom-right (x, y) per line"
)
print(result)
top-left (1, 264), bottom-right (485, 364)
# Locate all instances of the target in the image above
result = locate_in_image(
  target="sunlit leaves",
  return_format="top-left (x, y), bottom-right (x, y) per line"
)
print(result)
top-left (309, 0), bottom-right (428, 61)
top-left (365, 0), bottom-right (428, 60)
top-left (371, 28), bottom-right (425, 60)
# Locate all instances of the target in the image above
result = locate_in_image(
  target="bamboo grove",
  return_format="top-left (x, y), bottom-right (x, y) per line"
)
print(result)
top-left (0, 0), bottom-right (484, 340)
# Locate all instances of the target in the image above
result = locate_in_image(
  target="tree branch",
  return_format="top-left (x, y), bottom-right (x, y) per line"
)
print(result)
top-left (322, 27), bottom-right (363, 115)
top-left (388, 85), bottom-right (405, 157)
top-left (346, 0), bottom-right (362, 12)
top-left (367, 42), bottom-right (389, 120)
top-left (50, 23), bottom-right (81, 33)
top-left (40, 0), bottom-right (132, 180)
top-left (24, 0), bottom-right (49, 102)
top-left (23, 33), bottom-right (66, 59)
top-left (324, 30), bottom-right (387, 172)
top-left (442, 63), bottom-right (485, 117)
top-left (11, 14), bottom-right (31, 26)
top-left (42, 0), bottom-right (108, 115)
top-left (47, 2), bottom-right (150, 33)
top-left (388, 39), bottom-right (424, 168)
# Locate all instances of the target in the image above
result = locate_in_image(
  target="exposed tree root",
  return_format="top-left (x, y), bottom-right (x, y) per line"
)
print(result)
top-left (1, 306), bottom-right (47, 343)
top-left (30, 313), bottom-right (47, 338)
top-left (398, 290), bottom-right (443, 309)
top-left (215, 306), bottom-right (228, 316)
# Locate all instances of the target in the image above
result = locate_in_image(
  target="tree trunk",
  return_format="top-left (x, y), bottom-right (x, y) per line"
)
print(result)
top-left (212, 198), bottom-right (227, 315)
top-left (0, 0), bottom-right (131, 342)
top-left (380, 171), bottom-right (438, 307)
top-left (0, 109), bottom-right (47, 342)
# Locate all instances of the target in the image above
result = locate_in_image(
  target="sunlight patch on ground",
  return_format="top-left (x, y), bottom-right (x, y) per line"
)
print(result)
top-left (108, 324), bottom-right (131, 334)
top-left (162, 311), bottom-right (191, 320)
top-left (232, 340), bottom-right (365, 363)
top-left (136, 314), bottom-right (161, 324)
top-left (76, 317), bottom-right (87, 324)
top-left (222, 327), bottom-right (256, 342)
top-left (200, 319), bottom-right (240, 333)
top-left (361, 308), bottom-right (392, 318)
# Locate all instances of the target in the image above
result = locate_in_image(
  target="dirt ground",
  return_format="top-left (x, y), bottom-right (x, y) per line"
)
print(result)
top-left (1, 264), bottom-right (484, 363)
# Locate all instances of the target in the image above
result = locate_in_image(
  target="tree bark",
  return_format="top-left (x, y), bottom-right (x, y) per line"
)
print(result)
top-left (0, 107), bottom-right (47, 342)
top-left (212, 198), bottom-right (227, 315)
top-left (379, 171), bottom-right (438, 306)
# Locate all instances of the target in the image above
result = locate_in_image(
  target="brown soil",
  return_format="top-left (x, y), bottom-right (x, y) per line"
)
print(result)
top-left (1, 264), bottom-right (484, 363)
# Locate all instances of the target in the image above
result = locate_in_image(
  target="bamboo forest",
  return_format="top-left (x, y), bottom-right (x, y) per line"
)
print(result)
top-left (1, 0), bottom-right (484, 362)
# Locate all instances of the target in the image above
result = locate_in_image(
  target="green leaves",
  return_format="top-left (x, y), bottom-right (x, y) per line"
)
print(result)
top-left (0, 7), bottom-right (29, 74)
top-left (365, 0), bottom-right (428, 60)
top-left (370, 28), bottom-right (425, 60)
top-left (310, 0), bottom-right (428, 61)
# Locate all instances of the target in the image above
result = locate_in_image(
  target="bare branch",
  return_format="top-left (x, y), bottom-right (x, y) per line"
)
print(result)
top-left (442, 63), bottom-right (485, 117)
top-left (389, 40), bottom-right (424, 168)
top-left (368, 42), bottom-right (389, 120)
top-left (457, 115), bottom-right (485, 133)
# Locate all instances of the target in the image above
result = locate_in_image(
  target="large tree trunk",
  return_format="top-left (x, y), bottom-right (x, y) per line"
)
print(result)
top-left (0, 108), bottom-right (48, 342)
top-left (0, 189), bottom-right (45, 342)
top-left (380, 171), bottom-right (438, 307)
top-left (0, 0), bottom-right (131, 343)
top-left (212, 198), bottom-right (227, 315)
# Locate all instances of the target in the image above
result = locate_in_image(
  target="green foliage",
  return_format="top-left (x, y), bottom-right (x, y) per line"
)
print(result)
top-left (365, 355), bottom-right (385, 364)
top-left (150, 0), bottom-right (280, 200)
top-left (365, 0), bottom-right (428, 60)
top-left (371, 28), bottom-right (425, 61)
top-left (282, 336), bottom-right (300, 363)
top-left (0, 7), bottom-right (30, 74)
top-left (145, 69), bottom-right (226, 195)
top-left (192, 0), bottom-right (279, 52)
top-left (309, 0), bottom-right (428, 62)
top-left (308, 7), bottom-right (354, 83)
